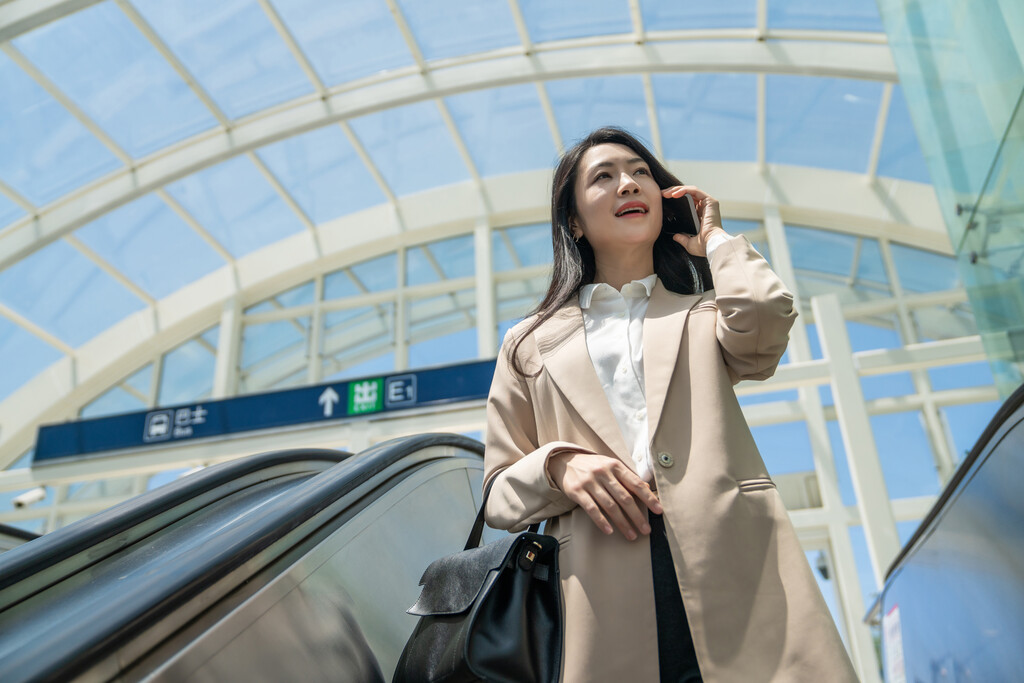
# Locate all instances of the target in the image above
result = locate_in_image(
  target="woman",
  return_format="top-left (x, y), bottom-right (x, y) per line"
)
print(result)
top-left (483, 128), bottom-right (857, 682)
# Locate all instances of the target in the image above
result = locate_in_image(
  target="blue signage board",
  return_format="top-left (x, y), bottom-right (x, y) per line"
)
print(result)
top-left (34, 359), bottom-right (497, 463)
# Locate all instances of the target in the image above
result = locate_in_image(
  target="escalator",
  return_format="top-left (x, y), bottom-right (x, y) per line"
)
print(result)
top-left (0, 433), bottom-right (488, 682)
top-left (873, 383), bottom-right (1024, 682)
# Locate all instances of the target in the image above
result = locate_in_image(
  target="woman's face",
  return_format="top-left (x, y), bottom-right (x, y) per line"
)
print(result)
top-left (572, 143), bottom-right (664, 257)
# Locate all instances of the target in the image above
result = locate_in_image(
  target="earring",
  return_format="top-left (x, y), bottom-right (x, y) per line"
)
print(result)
top-left (574, 233), bottom-right (581, 243)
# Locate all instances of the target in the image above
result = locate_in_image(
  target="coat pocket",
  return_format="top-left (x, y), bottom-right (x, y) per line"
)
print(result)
top-left (736, 477), bottom-right (777, 493)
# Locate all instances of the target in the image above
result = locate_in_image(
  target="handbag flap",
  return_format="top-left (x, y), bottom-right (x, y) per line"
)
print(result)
top-left (407, 534), bottom-right (523, 616)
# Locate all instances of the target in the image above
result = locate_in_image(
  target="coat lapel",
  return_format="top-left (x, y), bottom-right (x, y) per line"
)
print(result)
top-left (533, 300), bottom-right (632, 462)
top-left (643, 281), bottom-right (701, 440)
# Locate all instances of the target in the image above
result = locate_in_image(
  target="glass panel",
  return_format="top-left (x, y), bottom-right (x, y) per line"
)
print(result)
top-left (855, 238), bottom-right (888, 285)
top-left (270, 0), bottom-right (412, 85)
top-left (350, 253), bottom-right (397, 292)
top-left (847, 525), bottom-right (879, 607)
top-left (737, 389), bottom-right (799, 406)
top-left (805, 548), bottom-right (847, 645)
top-left (861, 371), bottom-right (915, 400)
top-left (75, 194), bottom-right (224, 299)
top-left (0, 53), bottom-right (121, 205)
top-left (941, 400), bottom-right (1001, 463)
top-left (322, 303), bottom-right (395, 377)
top-left (878, 85), bottom-right (931, 183)
top-left (445, 84), bottom-right (555, 176)
top-left (911, 303), bottom-right (977, 341)
top-left (506, 223), bottom-right (553, 268)
top-left (165, 155), bottom-right (306, 257)
top-left (349, 101), bottom-right (469, 196)
top-left (847, 318), bottom-right (902, 352)
top-left (81, 364), bottom-right (152, 418)
top-left (158, 329), bottom-right (218, 405)
top-left (323, 268), bottom-right (363, 300)
top-left (0, 319), bottom-right (63, 402)
top-left (427, 235), bottom-right (475, 280)
top-left (787, 225), bottom-right (855, 279)
top-left (410, 326), bottom-right (477, 368)
top-left (0, 194), bottom-right (25, 229)
top-left (890, 243), bottom-right (961, 292)
top-left (0, 240), bottom-right (146, 346)
top-left (767, 0), bottom-right (883, 32)
top-left (132, 0), bottom-right (312, 119)
top-left (407, 245), bottom-right (441, 287)
top-left (654, 73), bottom-right (757, 162)
top-left (256, 125), bottom-right (386, 225)
top-left (928, 361), bottom-right (995, 391)
top-left (519, 0), bottom-right (631, 42)
top-left (240, 317), bottom-right (311, 393)
top-left (750, 421), bottom-right (815, 474)
top-left (873, 412), bottom-right (942, 498)
top-left (246, 281), bottom-right (315, 314)
top-left (766, 76), bottom-right (882, 172)
top-left (408, 290), bottom-right (477, 367)
top-left (497, 276), bottom-right (547, 331)
top-left (13, 3), bottom-right (216, 158)
top-left (396, 0), bottom-right (518, 61)
top-left (324, 352), bottom-right (395, 383)
top-left (827, 420), bottom-right (857, 505)
top-left (641, 0), bottom-right (756, 29)
top-left (546, 76), bottom-right (652, 149)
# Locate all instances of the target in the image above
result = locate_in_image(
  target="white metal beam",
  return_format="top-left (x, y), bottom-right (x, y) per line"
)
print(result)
top-left (0, 0), bottom-right (102, 43)
top-left (812, 293), bottom-right (901, 587)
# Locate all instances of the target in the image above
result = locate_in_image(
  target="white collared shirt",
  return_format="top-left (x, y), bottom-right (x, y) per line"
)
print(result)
top-left (578, 235), bottom-right (729, 483)
top-left (579, 274), bottom-right (658, 482)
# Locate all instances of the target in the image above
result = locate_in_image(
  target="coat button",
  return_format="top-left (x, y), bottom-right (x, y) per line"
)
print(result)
top-left (657, 452), bottom-right (674, 468)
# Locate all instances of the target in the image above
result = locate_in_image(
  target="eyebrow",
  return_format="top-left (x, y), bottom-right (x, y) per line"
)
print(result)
top-left (588, 157), bottom-right (646, 172)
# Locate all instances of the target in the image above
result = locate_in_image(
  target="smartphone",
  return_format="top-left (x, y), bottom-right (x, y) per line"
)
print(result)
top-left (662, 193), bottom-right (700, 236)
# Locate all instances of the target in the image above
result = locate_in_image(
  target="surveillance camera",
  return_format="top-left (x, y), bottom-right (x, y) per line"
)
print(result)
top-left (13, 487), bottom-right (46, 509)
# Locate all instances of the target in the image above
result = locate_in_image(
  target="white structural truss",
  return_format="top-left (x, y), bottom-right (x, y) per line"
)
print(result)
top-left (0, 3), bottom-right (1003, 681)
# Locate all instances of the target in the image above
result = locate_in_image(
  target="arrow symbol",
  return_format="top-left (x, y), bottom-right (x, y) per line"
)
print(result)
top-left (318, 387), bottom-right (340, 417)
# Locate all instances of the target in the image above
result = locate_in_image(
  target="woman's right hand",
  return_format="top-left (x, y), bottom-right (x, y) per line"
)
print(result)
top-left (548, 452), bottom-right (663, 540)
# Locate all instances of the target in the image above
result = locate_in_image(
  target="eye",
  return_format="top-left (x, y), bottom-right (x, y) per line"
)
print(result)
top-left (594, 171), bottom-right (611, 181)
top-left (634, 167), bottom-right (649, 176)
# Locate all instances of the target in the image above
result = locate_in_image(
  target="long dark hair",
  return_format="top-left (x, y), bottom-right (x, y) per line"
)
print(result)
top-left (509, 126), bottom-right (712, 376)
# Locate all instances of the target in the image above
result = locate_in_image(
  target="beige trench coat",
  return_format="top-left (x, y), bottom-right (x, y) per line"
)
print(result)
top-left (483, 235), bottom-right (858, 682)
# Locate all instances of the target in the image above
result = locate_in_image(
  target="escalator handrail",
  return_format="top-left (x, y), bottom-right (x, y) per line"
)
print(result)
top-left (0, 433), bottom-right (483, 683)
top-left (0, 448), bottom-right (350, 590)
top-left (883, 380), bottom-right (1024, 582)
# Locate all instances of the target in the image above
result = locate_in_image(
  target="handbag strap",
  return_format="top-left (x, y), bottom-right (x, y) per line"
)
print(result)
top-left (464, 476), bottom-right (540, 551)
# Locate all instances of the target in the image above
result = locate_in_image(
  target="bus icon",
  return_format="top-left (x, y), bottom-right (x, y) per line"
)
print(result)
top-left (143, 411), bottom-right (173, 442)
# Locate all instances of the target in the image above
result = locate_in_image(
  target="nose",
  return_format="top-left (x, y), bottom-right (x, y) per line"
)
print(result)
top-left (618, 172), bottom-right (640, 195)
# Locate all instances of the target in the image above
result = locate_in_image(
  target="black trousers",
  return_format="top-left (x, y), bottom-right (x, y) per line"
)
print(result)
top-left (649, 512), bottom-right (703, 683)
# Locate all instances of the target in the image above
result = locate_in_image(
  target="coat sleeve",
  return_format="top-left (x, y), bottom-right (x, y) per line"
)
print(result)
top-left (482, 330), bottom-right (593, 532)
top-left (710, 234), bottom-right (797, 383)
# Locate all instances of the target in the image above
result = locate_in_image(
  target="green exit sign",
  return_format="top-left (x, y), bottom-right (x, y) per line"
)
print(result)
top-left (348, 378), bottom-right (383, 415)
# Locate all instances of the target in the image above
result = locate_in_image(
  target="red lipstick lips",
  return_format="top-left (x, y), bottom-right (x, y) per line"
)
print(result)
top-left (615, 201), bottom-right (649, 217)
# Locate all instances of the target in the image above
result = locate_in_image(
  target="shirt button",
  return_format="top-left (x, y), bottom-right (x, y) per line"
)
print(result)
top-left (657, 452), bottom-right (674, 468)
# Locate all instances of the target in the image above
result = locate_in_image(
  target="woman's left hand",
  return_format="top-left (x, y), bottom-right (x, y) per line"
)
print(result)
top-left (661, 185), bottom-right (727, 257)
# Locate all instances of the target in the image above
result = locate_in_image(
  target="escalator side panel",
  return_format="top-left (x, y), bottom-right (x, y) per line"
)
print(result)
top-left (147, 459), bottom-right (482, 682)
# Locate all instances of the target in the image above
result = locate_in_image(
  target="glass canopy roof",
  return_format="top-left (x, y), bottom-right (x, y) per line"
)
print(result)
top-left (0, 0), bottom-right (948, 432)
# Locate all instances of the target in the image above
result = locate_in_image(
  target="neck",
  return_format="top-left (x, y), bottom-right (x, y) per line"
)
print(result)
top-left (592, 248), bottom-right (655, 290)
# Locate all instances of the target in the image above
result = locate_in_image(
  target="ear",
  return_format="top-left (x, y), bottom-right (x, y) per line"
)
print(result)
top-left (570, 219), bottom-right (583, 241)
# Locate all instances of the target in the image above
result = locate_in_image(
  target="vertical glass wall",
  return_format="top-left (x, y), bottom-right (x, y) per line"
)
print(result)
top-left (877, 0), bottom-right (1024, 395)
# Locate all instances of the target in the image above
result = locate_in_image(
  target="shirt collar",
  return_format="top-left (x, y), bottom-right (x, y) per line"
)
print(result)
top-left (579, 274), bottom-right (657, 309)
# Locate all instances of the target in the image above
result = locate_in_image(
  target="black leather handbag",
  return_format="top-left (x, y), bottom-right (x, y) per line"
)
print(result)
top-left (392, 481), bottom-right (562, 683)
